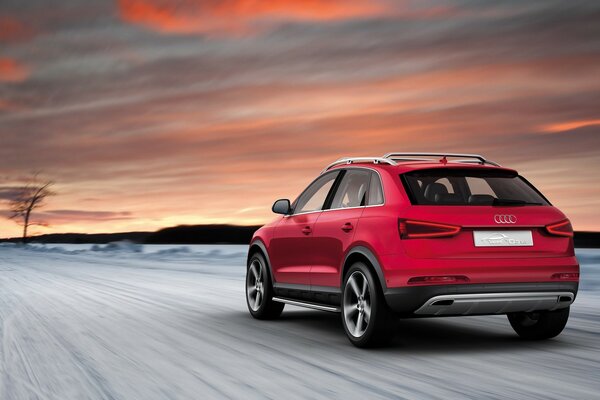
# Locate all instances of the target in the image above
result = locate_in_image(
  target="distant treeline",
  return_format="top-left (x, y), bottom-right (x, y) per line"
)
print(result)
top-left (0, 225), bottom-right (261, 245)
top-left (145, 225), bottom-right (261, 244)
top-left (574, 232), bottom-right (600, 248)
top-left (1, 226), bottom-right (598, 247)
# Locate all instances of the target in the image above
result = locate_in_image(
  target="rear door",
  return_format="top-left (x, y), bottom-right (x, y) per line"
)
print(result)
top-left (399, 168), bottom-right (573, 259)
top-left (270, 171), bottom-right (340, 285)
top-left (311, 169), bottom-right (373, 287)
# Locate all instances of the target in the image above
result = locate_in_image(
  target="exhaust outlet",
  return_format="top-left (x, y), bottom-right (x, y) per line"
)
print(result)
top-left (431, 299), bottom-right (454, 306)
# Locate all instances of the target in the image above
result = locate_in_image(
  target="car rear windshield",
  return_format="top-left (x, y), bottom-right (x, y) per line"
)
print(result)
top-left (401, 168), bottom-right (550, 206)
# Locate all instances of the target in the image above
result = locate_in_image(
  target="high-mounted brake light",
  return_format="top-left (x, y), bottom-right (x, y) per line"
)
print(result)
top-left (546, 219), bottom-right (573, 237)
top-left (399, 219), bottom-right (461, 239)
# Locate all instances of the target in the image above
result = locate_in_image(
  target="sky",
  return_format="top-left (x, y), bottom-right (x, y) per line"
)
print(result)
top-left (0, 0), bottom-right (599, 238)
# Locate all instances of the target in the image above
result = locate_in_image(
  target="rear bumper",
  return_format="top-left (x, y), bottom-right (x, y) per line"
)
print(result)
top-left (384, 281), bottom-right (578, 316)
top-left (379, 254), bottom-right (579, 287)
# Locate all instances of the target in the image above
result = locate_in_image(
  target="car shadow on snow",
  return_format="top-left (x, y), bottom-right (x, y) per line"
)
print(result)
top-left (232, 309), bottom-right (573, 354)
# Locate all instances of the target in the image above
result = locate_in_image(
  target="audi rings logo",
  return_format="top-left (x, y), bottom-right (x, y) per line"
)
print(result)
top-left (494, 214), bottom-right (517, 224)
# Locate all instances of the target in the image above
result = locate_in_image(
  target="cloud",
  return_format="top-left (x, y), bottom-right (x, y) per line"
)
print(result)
top-left (117, 0), bottom-right (392, 34)
top-left (41, 210), bottom-right (133, 222)
top-left (0, 98), bottom-right (19, 111)
top-left (0, 186), bottom-right (23, 201)
top-left (0, 209), bottom-right (133, 226)
top-left (538, 119), bottom-right (600, 134)
top-left (0, 0), bottom-right (599, 235)
top-left (0, 58), bottom-right (29, 82)
top-left (0, 16), bottom-right (32, 43)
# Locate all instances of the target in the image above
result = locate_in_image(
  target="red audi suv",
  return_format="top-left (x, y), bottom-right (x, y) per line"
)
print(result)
top-left (246, 153), bottom-right (579, 347)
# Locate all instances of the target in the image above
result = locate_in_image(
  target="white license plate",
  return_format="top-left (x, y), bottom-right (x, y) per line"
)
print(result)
top-left (473, 230), bottom-right (533, 247)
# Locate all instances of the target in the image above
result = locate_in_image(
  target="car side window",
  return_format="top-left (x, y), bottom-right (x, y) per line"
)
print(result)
top-left (294, 172), bottom-right (339, 214)
top-left (367, 172), bottom-right (384, 205)
top-left (330, 170), bottom-right (371, 209)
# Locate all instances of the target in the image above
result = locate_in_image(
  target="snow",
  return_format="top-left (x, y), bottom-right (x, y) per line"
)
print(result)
top-left (0, 244), bottom-right (598, 399)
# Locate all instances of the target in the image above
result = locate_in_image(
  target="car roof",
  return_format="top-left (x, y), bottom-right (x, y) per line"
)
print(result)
top-left (325, 159), bottom-right (518, 175)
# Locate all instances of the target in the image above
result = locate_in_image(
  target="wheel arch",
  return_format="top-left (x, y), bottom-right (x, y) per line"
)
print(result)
top-left (248, 239), bottom-right (275, 283)
top-left (342, 246), bottom-right (387, 292)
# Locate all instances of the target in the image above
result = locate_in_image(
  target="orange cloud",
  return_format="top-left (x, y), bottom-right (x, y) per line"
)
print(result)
top-left (0, 58), bottom-right (29, 82)
top-left (117, 0), bottom-right (390, 34)
top-left (0, 98), bottom-right (18, 111)
top-left (0, 16), bottom-right (32, 43)
top-left (539, 119), bottom-right (600, 133)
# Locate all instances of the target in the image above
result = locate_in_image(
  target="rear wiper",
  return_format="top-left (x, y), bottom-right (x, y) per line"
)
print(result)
top-left (492, 198), bottom-right (542, 206)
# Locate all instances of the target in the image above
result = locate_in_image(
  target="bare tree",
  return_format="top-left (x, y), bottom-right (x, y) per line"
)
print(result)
top-left (8, 175), bottom-right (55, 243)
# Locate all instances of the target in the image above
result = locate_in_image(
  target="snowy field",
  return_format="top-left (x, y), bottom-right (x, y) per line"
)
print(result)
top-left (0, 243), bottom-right (598, 400)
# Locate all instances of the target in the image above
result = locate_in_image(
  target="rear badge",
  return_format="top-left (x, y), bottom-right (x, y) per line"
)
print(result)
top-left (494, 214), bottom-right (517, 224)
top-left (473, 230), bottom-right (533, 247)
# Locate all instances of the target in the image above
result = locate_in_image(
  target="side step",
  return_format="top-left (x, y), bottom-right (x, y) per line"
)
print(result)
top-left (272, 297), bottom-right (340, 313)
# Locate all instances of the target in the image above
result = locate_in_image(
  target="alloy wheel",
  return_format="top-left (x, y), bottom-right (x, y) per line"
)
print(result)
top-left (343, 271), bottom-right (372, 337)
top-left (246, 259), bottom-right (264, 311)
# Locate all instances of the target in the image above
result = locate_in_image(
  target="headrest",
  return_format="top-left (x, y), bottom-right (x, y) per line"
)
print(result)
top-left (424, 182), bottom-right (449, 202)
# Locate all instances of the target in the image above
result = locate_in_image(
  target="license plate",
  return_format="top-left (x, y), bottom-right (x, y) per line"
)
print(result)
top-left (473, 230), bottom-right (533, 247)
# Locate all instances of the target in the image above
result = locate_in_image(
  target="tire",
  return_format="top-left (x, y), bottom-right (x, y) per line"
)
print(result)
top-left (341, 262), bottom-right (394, 348)
top-left (507, 307), bottom-right (570, 340)
top-left (246, 252), bottom-right (284, 320)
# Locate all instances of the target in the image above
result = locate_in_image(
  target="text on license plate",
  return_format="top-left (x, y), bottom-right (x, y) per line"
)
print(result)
top-left (473, 230), bottom-right (534, 247)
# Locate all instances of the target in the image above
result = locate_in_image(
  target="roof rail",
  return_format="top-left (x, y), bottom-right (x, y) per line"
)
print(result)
top-left (383, 152), bottom-right (500, 167)
top-left (321, 157), bottom-right (397, 174)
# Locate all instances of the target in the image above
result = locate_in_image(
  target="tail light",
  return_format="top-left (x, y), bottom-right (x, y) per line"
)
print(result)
top-left (546, 219), bottom-right (573, 237)
top-left (399, 219), bottom-right (461, 239)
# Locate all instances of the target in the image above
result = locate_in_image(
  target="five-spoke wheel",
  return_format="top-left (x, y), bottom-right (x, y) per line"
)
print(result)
top-left (343, 271), bottom-right (372, 338)
top-left (341, 262), bottom-right (393, 347)
top-left (246, 258), bottom-right (264, 311)
top-left (246, 253), bottom-right (284, 319)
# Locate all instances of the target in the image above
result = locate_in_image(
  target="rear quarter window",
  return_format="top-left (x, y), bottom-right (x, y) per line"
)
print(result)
top-left (367, 172), bottom-right (384, 206)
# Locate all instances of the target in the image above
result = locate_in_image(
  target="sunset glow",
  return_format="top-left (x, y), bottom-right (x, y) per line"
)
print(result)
top-left (540, 119), bottom-right (600, 134)
top-left (1, 0), bottom-right (599, 238)
top-left (117, 0), bottom-right (390, 34)
top-left (0, 58), bottom-right (28, 82)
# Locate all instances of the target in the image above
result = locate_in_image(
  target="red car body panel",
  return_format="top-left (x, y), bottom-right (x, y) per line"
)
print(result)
top-left (310, 207), bottom-right (364, 287)
top-left (269, 212), bottom-right (320, 285)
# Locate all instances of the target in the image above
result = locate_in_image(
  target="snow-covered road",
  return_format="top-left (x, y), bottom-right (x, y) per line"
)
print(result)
top-left (0, 244), bottom-right (599, 399)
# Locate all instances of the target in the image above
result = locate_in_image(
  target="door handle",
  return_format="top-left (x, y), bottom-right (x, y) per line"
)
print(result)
top-left (302, 226), bottom-right (312, 235)
top-left (341, 222), bottom-right (354, 232)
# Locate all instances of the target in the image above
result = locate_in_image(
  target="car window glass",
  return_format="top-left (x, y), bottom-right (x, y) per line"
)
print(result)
top-left (294, 172), bottom-right (338, 213)
top-left (368, 172), bottom-right (384, 205)
top-left (435, 178), bottom-right (454, 193)
top-left (402, 169), bottom-right (549, 206)
top-left (466, 176), bottom-right (496, 196)
top-left (330, 170), bottom-right (371, 209)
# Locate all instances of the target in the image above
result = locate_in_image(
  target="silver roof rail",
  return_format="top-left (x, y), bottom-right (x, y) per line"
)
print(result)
top-left (321, 157), bottom-right (397, 174)
top-left (383, 152), bottom-right (500, 167)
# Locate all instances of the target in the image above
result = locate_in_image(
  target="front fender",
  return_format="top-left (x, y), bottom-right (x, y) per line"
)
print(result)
top-left (248, 238), bottom-right (275, 283)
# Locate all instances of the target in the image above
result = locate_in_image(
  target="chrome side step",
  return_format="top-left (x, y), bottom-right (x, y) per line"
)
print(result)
top-left (414, 292), bottom-right (575, 316)
top-left (272, 297), bottom-right (340, 313)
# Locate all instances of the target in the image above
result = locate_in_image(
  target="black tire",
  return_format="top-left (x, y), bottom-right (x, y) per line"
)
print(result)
top-left (507, 307), bottom-right (570, 340)
top-left (341, 262), bottom-right (394, 348)
top-left (246, 252), bottom-right (284, 320)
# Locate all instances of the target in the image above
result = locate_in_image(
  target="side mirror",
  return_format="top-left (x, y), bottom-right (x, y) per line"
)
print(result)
top-left (272, 199), bottom-right (291, 215)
